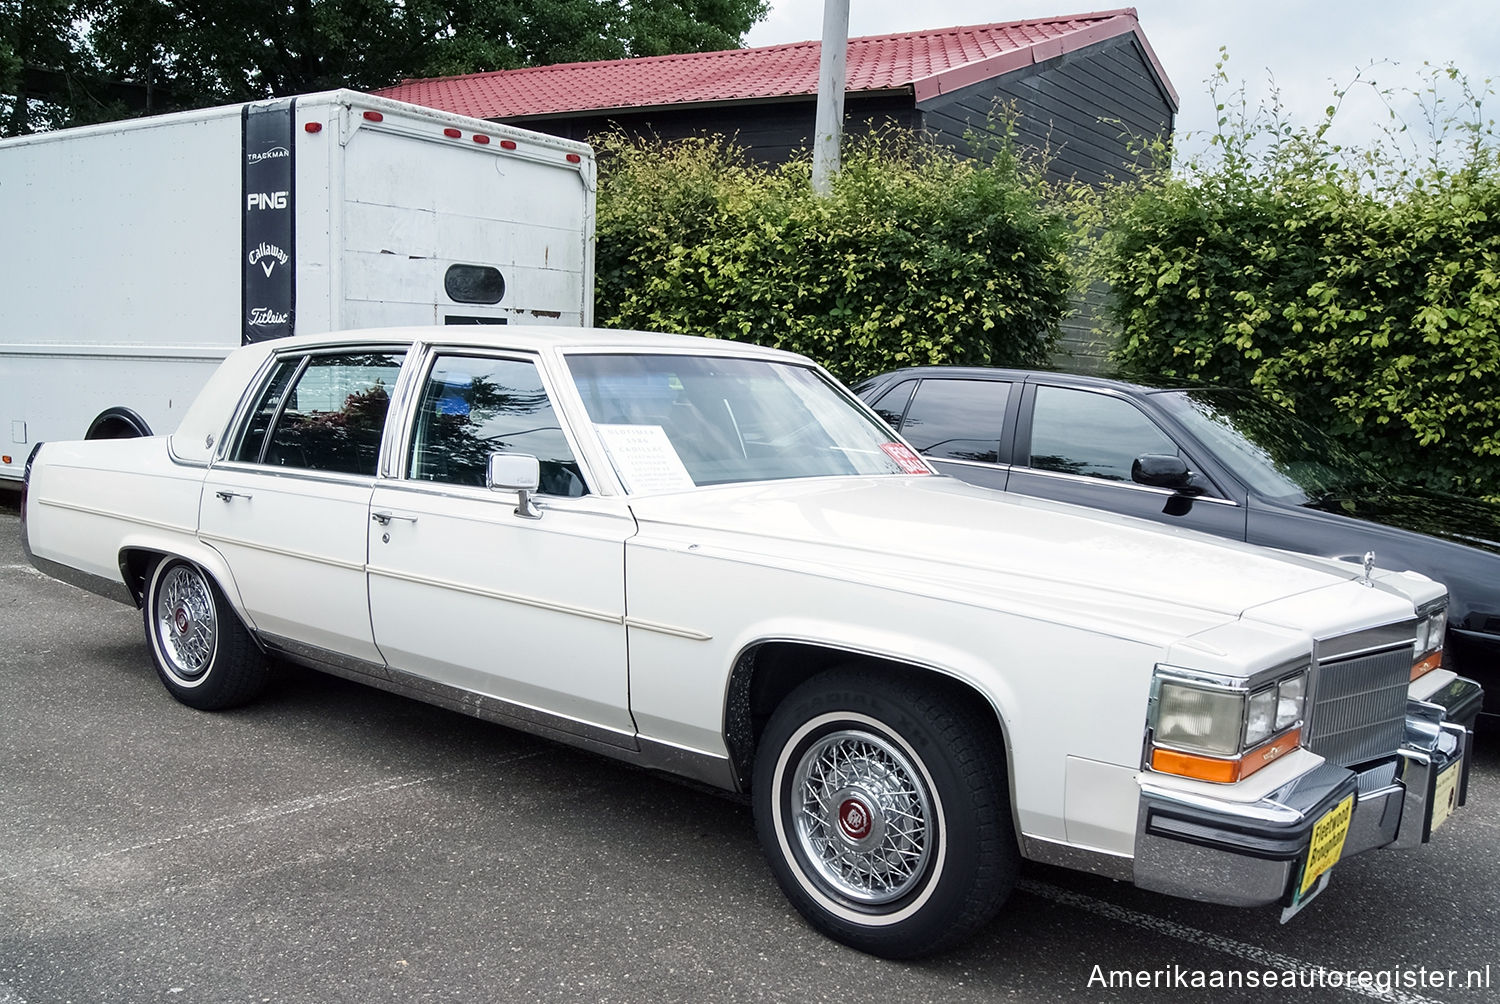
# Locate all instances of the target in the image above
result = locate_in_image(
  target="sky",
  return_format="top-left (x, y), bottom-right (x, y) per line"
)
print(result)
top-left (744, 2), bottom-right (1500, 161)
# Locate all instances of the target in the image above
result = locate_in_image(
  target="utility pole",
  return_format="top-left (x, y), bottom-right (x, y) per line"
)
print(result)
top-left (811, 0), bottom-right (849, 196)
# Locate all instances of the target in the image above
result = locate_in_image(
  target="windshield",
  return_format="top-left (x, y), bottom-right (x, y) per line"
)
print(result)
top-left (1154, 389), bottom-right (1386, 502)
top-left (566, 353), bottom-right (916, 490)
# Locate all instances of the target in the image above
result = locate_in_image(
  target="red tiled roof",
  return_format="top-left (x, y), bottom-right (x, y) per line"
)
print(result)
top-left (376, 8), bottom-right (1177, 119)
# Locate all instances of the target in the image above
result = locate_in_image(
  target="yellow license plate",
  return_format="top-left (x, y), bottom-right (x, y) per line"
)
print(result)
top-left (1300, 794), bottom-right (1354, 897)
top-left (1430, 761), bottom-right (1462, 833)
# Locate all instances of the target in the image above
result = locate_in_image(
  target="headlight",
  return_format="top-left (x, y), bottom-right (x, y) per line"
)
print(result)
top-left (1275, 673), bottom-right (1307, 730)
top-left (1244, 686), bottom-right (1278, 747)
top-left (1412, 606), bottom-right (1447, 681)
top-left (1154, 680), bottom-right (1243, 756)
top-left (1149, 667), bottom-right (1307, 784)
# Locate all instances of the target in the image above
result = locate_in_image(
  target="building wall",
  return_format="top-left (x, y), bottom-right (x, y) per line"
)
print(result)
top-left (499, 94), bottom-right (918, 166)
top-left (918, 34), bottom-right (1174, 185)
top-left (917, 34), bottom-right (1176, 375)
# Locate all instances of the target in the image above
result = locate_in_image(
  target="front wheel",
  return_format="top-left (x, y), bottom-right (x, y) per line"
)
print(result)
top-left (753, 668), bottom-right (1017, 958)
top-left (144, 558), bottom-right (268, 710)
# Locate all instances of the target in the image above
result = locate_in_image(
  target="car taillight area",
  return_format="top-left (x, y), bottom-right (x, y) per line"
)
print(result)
top-left (19, 443), bottom-right (43, 535)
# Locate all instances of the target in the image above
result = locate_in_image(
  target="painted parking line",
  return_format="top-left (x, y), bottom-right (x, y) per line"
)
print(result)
top-left (1019, 879), bottom-right (1456, 1004)
top-left (0, 751), bottom-right (544, 884)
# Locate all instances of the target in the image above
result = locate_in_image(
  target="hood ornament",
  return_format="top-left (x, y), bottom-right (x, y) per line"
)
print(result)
top-left (1360, 550), bottom-right (1376, 587)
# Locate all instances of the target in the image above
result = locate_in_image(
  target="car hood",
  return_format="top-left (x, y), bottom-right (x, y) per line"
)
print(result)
top-left (1302, 485), bottom-right (1500, 556)
top-left (626, 476), bottom-right (1422, 647)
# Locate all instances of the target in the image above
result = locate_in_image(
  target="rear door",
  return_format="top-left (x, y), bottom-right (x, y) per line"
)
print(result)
top-left (336, 118), bottom-right (591, 329)
top-left (867, 376), bottom-right (1017, 490)
top-left (199, 346), bottom-right (405, 665)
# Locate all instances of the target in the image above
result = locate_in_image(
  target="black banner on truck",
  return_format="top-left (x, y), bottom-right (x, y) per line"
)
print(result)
top-left (242, 99), bottom-right (296, 344)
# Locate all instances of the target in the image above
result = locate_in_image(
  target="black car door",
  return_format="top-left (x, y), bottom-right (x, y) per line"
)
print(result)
top-left (1007, 382), bottom-right (1247, 539)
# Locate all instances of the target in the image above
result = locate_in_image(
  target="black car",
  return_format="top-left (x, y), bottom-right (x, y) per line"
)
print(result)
top-left (855, 367), bottom-right (1500, 720)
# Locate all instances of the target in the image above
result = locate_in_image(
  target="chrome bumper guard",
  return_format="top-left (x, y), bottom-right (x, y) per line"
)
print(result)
top-left (1133, 675), bottom-right (1481, 910)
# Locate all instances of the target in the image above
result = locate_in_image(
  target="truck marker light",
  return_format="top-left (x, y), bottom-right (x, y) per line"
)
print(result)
top-left (500, 139), bottom-right (517, 150)
top-left (473, 135), bottom-right (490, 145)
top-left (304, 122), bottom-right (322, 134)
top-left (566, 153), bottom-right (582, 163)
top-left (443, 128), bottom-right (461, 138)
top-left (363, 111), bottom-right (383, 122)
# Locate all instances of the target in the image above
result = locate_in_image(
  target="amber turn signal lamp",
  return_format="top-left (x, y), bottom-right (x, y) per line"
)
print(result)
top-left (1411, 652), bottom-right (1443, 681)
top-left (1152, 728), bottom-right (1302, 784)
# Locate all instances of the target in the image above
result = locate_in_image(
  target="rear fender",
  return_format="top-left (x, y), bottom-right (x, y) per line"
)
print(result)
top-left (118, 536), bottom-right (260, 639)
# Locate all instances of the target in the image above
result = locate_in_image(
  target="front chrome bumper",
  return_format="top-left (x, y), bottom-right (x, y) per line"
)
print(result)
top-left (1132, 675), bottom-right (1481, 910)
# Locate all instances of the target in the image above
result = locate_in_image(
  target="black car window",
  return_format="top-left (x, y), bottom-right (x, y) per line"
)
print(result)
top-left (869, 380), bottom-right (916, 428)
top-left (1027, 386), bottom-right (1178, 482)
top-left (901, 379), bottom-right (1010, 464)
top-left (237, 351), bottom-right (405, 475)
top-left (408, 354), bottom-right (587, 497)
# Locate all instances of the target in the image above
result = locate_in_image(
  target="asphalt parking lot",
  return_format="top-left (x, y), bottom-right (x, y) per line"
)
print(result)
top-left (2, 491), bottom-right (1497, 1004)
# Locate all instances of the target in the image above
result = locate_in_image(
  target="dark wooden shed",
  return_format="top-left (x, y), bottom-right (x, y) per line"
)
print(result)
top-left (377, 8), bottom-right (1179, 370)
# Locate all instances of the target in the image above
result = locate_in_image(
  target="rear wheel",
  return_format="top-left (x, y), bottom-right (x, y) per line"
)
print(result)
top-left (144, 558), bottom-right (268, 710)
top-left (753, 668), bottom-right (1017, 958)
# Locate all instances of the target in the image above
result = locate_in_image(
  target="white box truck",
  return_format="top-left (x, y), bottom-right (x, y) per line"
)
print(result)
top-left (0, 89), bottom-right (596, 483)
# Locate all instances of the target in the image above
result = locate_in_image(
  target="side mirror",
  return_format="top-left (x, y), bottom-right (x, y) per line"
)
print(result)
top-left (1131, 454), bottom-right (1202, 495)
top-left (488, 453), bottom-right (542, 519)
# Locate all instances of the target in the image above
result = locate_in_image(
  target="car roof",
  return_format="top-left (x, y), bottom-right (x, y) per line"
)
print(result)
top-left (859, 366), bottom-right (1191, 393)
top-left (252, 325), bottom-right (812, 364)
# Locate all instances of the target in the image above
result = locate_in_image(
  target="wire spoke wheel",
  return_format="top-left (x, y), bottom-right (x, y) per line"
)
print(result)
top-left (143, 557), bottom-right (268, 710)
top-left (154, 564), bottom-right (218, 681)
top-left (754, 669), bottom-right (1017, 958)
top-left (791, 729), bottom-right (933, 905)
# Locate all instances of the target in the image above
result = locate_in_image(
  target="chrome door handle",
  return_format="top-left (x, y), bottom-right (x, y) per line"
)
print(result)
top-left (371, 511), bottom-right (418, 526)
top-left (215, 490), bottom-right (252, 502)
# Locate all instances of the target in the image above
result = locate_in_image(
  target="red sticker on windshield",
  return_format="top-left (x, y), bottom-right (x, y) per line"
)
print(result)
top-left (881, 442), bottom-right (931, 474)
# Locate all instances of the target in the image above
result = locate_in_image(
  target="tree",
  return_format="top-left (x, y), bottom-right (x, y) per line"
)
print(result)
top-left (1072, 61), bottom-right (1500, 500)
top-left (595, 132), bottom-right (1071, 382)
top-left (1, 0), bottom-right (101, 133)
top-left (3, 0), bottom-right (770, 135)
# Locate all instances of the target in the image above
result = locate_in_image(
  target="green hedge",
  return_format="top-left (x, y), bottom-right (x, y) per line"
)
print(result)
top-left (594, 132), bottom-right (1071, 383)
top-left (1079, 126), bottom-right (1500, 500)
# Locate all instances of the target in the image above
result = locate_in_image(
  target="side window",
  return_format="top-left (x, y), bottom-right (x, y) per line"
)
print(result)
top-left (234, 351), bottom-right (404, 475)
top-left (901, 379), bottom-right (1010, 464)
top-left (232, 359), bottom-right (299, 464)
top-left (1027, 386), bottom-right (1179, 482)
top-left (408, 354), bottom-right (586, 498)
top-left (869, 380), bottom-right (916, 428)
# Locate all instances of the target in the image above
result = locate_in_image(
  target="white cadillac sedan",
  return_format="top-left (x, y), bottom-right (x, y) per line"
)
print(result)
top-left (20, 326), bottom-right (1481, 958)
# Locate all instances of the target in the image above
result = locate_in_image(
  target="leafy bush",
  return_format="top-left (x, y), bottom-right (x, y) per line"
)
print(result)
top-left (1076, 64), bottom-right (1500, 500)
top-left (594, 131), bottom-right (1071, 383)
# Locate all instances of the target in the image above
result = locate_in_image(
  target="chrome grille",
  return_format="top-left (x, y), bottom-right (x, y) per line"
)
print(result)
top-left (1307, 645), bottom-right (1410, 767)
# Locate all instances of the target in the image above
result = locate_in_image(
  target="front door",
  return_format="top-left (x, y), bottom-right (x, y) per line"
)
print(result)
top-left (1008, 383), bottom-right (1247, 540)
top-left (366, 350), bottom-right (637, 742)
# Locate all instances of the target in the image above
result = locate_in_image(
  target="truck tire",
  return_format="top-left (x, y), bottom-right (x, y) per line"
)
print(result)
top-left (753, 668), bottom-right (1017, 958)
top-left (143, 558), bottom-right (268, 710)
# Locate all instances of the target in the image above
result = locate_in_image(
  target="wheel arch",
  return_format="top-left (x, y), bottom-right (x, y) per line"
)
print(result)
top-left (725, 638), bottom-right (1017, 812)
top-left (118, 544), bottom-right (261, 648)
top-left (86, 407), bottom-right (153, 440)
